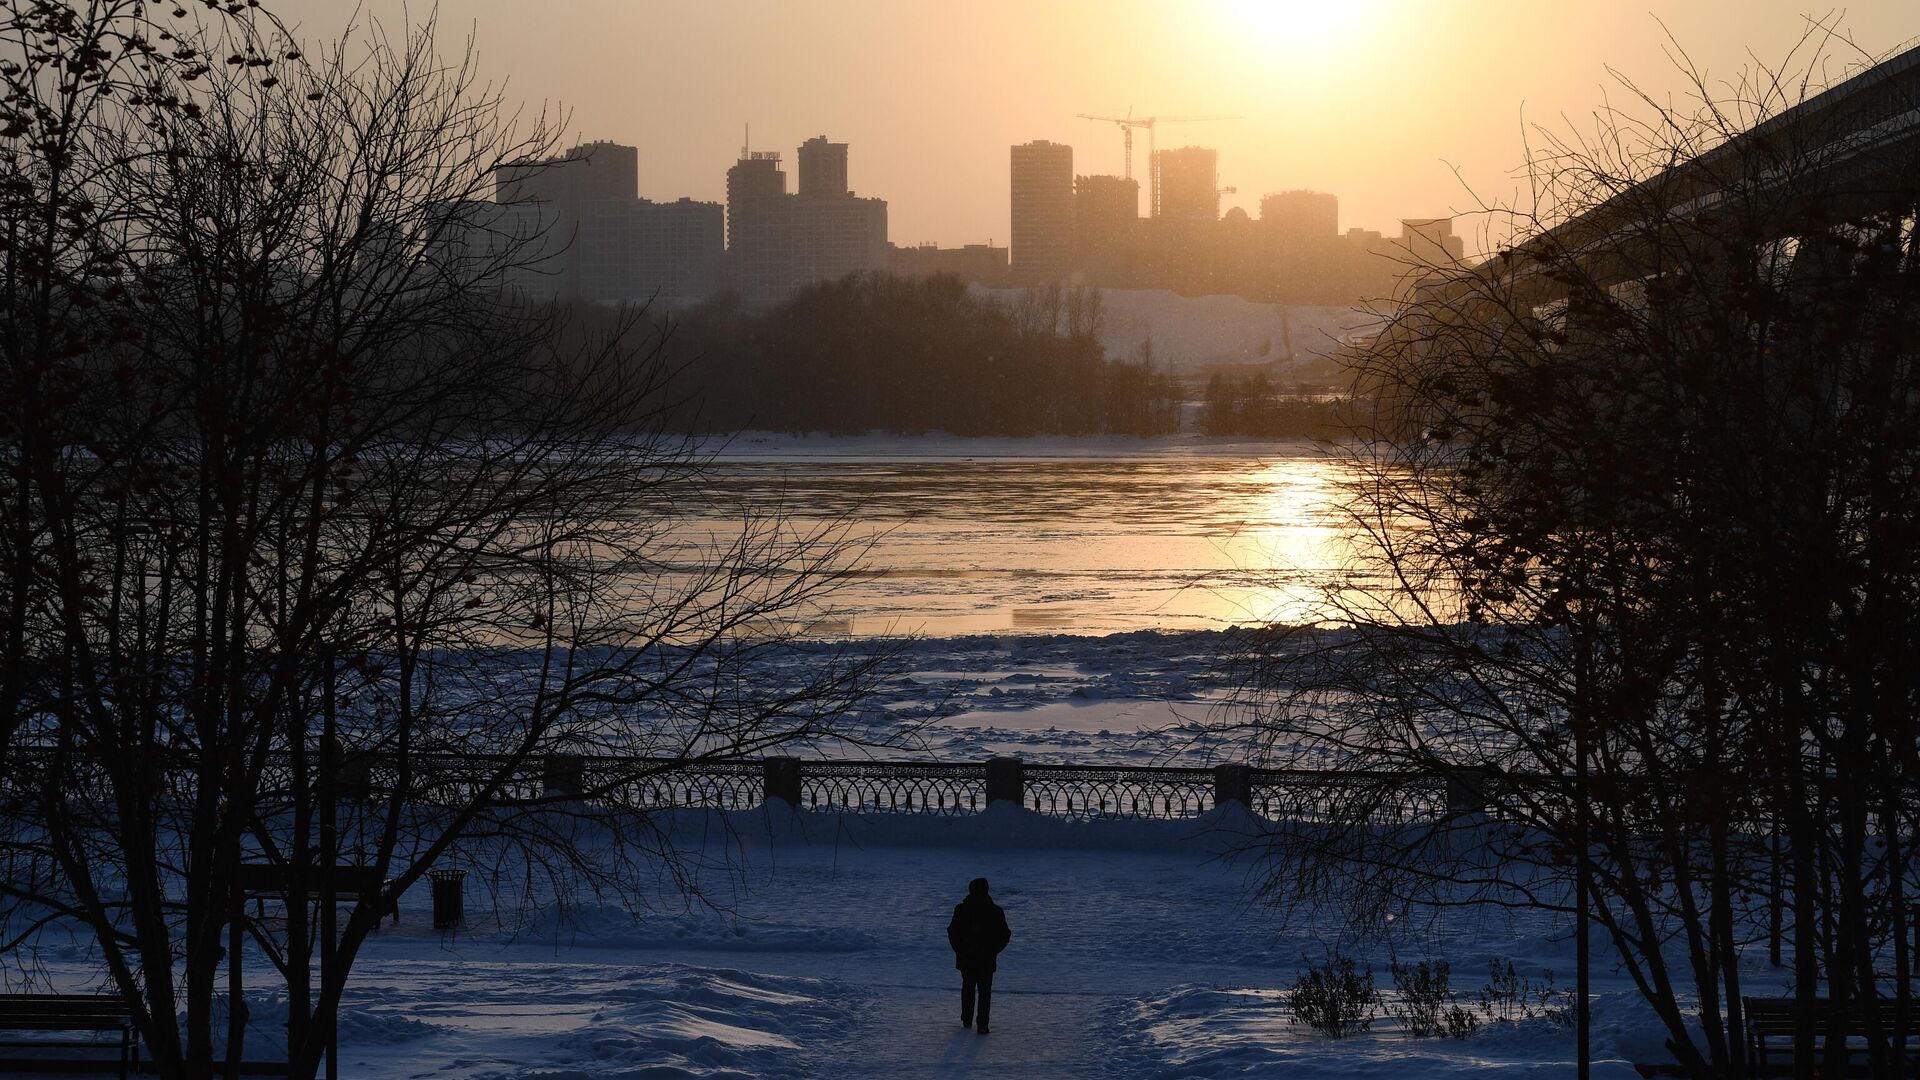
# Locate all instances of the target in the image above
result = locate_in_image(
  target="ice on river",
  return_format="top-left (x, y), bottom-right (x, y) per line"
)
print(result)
top-left (845, 629), bottom-right (1254, 766)
top-left (671, 434), bottom-right (1373, 637)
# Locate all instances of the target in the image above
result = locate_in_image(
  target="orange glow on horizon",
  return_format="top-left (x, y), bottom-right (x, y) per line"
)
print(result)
top-left (264, 0), bottom-right (1915, 248)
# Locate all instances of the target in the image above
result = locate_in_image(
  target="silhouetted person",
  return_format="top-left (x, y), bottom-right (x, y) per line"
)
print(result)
top-left (947, 877), bottom-right (1011, 1033)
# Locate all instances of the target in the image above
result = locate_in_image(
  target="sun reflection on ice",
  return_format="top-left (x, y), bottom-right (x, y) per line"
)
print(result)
top-left (1203, 456), bottom-right (1359, 628)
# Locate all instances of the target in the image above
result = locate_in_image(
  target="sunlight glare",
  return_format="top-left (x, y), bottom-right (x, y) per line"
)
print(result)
top-left (1218, 0), bottom-right (1385, 68)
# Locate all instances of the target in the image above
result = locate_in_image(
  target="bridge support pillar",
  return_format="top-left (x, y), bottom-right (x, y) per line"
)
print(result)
top-left (763, 757), bottom-right (803, 808)
top-left (986, 757), bottom-right (1025, 807)
top-left (1213, 765), bottom-right (1252, 809)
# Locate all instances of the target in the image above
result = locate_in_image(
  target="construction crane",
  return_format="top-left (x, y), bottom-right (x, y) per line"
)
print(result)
top-left (1075, 110), bottom-right (1240, 216)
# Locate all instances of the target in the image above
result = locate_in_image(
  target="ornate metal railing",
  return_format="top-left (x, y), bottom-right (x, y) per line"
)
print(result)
top-left (1023, 764), bottom-right (1216, 820)
top-left (1249, 769), bottom-right (1451, 824)
top-left (542, 756), bottom-right (1456, 824)
top-left (7, 747), bottom-right (1464, 824)
top-left (793, 760), bottom-right (988, 815)
top-left (590, 758), bottom-right (765, 811)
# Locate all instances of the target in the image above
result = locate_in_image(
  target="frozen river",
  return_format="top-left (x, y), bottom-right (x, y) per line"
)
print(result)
top-left (672, 435), bottom-right (1372, 638)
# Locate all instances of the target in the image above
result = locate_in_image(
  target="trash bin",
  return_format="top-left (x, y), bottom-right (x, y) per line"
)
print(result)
top-left (428, 868), bottom-right (466, 930)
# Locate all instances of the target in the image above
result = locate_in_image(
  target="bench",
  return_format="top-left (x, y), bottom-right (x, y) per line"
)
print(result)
top-left (1745, 996), bottom-right (1920, 1077)
top-left (0, 993), bottom-right (138, 1077)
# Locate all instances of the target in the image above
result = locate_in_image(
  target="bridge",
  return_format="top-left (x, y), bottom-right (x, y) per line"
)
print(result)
top-left (1357, 41), bottom-right (1920, 439)
top-left (1411, 42), bottom-right (1920, 308)
top-left (1527, 42), bottom-right (1920, 268)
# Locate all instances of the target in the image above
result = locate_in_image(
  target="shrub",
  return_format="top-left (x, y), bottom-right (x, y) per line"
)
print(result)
top-left (1537, 974), bottom-right (1576, 1029)
top-left (1288, 953), bottom-right (1381, 1038)
top-left (1387, 958), bottom-right (1478, 1038)
top-left (1477, 959), bottom-right (1573, 1027)
top-left (1444, 1003), bottom-right (1482, 1038)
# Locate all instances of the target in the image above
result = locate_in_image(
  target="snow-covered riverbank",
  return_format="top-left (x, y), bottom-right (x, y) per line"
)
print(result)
top-left (10, 804), bottom-right (1670, 1079)
top-left (7, 629), bottom-right (1701, 1077)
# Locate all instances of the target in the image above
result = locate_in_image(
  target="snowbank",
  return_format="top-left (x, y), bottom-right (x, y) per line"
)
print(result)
top-left (499, 902), bottom-right (879, 955)
top-left (457, 965), bottom-right (856, 1080)
top-left (703, 800), bottom-right (1277, 857)
top-left (1106, 983), bottom-right (1649, 1077)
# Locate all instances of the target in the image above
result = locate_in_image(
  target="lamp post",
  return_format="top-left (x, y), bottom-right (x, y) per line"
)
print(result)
top-left (320, 649), bottom-right (339, 1080)
top-left (1574, 628), bottom-right (1593, 1080)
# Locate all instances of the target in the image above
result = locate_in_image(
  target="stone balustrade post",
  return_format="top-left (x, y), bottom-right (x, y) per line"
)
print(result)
top-left (1213, 764), bottom-right (1252, 809)
top-left (1445, 767), bottom-right (1497, 815)
top-left (335, 753), bottom-right (374, 804)
top-left (763, 757), bottom-right (803, 808)
top-left (985, 756), bottom-right (1025, 807)
top-left (542, 754), bottom-right (586, 799)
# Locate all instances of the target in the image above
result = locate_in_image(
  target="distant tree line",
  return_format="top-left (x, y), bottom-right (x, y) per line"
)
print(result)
top-left (644, 275), bottom-right (1181, 437)
top-left (1200, 372), bottom-right (1349, 439)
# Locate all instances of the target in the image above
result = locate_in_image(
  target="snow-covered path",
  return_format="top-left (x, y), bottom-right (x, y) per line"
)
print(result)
top-left (841, 983), bottom-right (1107, 1078)
top-left (272, 807), bottom-right (1657, 1078)
top-left (13, 807), bottom-right (1661, 1077)
top-left (428, 817), bottom-right (1283, 1078)
top-left (303, 825), bottom-right (1259, 1078)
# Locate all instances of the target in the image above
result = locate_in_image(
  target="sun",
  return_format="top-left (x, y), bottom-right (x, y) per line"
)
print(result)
top-left (1218, 0), bottom-right (1384, 62)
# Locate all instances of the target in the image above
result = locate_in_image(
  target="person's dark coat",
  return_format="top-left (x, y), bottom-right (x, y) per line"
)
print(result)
top-left (947, 890), bottom-right (1011, 973)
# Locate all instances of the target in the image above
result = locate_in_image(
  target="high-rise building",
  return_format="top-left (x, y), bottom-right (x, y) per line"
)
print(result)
top-left (496, 140), bottom-right (639, 208)
top-left (788, 194), bottom-right (888, 291)
top-left (482, 141), bottom-right (722, 304)
top-left (1074, 174), bottom-right (1139, 285)
top-left (1154, 146), bottom-right (1219, 222)
top-left (725, 152), bottom-right (789, 302)
top-left (431, 199), bottom-right (566, 298)
top-left (1250, 190), bottom-right (1342, 301)
top-left (1009, 140), bottom-right (1074, 283)
top-left (1398, 217), bottom-right (1466, 265)
top-left (577, 198), bottom-right (725, 303)
top-left (887, 242), bottom-right (1009, 284)
top-left (726, 154), bottom-right (787, 199)
top-left (796, 136), bottom-right (849, 198)
top-left (725, 151), bottom-right (787, 253)
top-left (1259, 190), bottom-right (1338, 247)
top-left (725, 138), bottom-right (887, 303)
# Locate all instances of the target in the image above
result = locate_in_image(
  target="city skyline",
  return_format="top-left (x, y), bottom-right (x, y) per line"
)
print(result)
top-left (268, 0), bottom-right (1915, 249)
top-left (463, 127), bottom-right (1456, 306)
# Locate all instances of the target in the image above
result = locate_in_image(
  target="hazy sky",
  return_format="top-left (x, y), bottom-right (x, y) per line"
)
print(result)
top-left (273, 2), bottom-right (1914, 248)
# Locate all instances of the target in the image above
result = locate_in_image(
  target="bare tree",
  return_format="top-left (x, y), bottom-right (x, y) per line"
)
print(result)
top-left (1232, 35), bottom-right (1920, 1079)
top-left (1, 9), bottom-right (894, 1079)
